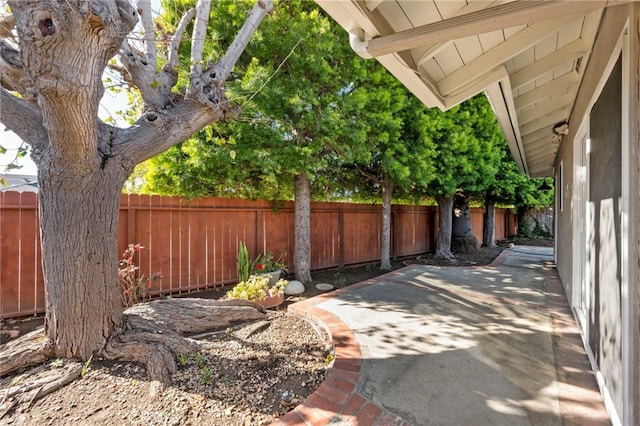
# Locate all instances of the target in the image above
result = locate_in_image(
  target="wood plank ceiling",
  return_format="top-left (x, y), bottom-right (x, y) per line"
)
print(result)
top-left (315, 0), bottom-right (621, 177)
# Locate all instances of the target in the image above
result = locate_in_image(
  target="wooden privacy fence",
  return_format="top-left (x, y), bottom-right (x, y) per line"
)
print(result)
top-left (1, 191), bottom-right (516, 318)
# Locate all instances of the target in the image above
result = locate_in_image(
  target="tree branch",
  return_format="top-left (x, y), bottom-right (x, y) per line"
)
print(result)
top-left (157, 7), bottom-right (196, 93)
top-left (116, 0), bottom-right (273, 166)
top-left (0, 40), bottom-right (29, 96)
top-left (187, 0), bottom-right (273, 106)
top-left (167, 8), bottom-right (196, 72)
top-left (189, 0), bottom-right (212, 79)
top-left (119, 40), bottom-right (166, 109)
top-left (357, 166), bottom-right (381, 185)
top-left (137, 0), bottom-right (157, 67)
top-left (213, 0), bottom-right (273, 83)
top-left (0, 88), bottom-right (47, 150)
top-left (112, 100), bottom-right (223, 166)
top-left (120, 5), bottom-right (198, 110)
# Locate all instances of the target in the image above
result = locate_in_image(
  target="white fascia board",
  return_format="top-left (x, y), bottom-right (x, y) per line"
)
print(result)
top-left (376, 54), bottom-right (446, 110)
top-left (485, 79), bottom-right (529, 176)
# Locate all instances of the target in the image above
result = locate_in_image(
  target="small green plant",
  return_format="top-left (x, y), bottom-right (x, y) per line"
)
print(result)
top-left (237, 241), bottom-right (287, 282)
top-left (237, 241), bottom-right (256, 282)
top-left (81, 356), bottom-right (93, 378)
top-left (226, 275), bottom-right (287, 302)
top-left (201, 366), bottom-right (213, 383)
top-left (254, 251), bottom-right (286, 273)
top-left (51, 358), bottom-right (64, 368)
top-left (194, 352), bottom-right (207, 368)
top-left (177, 353), bottom-right (189, 367)
top-left (325, 353), bottom-right (335, 366)
top-left (221, 375), bottom-right (232, 386)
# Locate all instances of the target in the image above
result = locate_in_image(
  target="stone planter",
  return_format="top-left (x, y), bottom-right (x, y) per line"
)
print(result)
top-left (257, 269), bottom-right (281, 287)
top-left (257, 292), bottom-right (284, 309)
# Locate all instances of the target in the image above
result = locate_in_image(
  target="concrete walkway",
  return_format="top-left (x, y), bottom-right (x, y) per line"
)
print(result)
top-left (276, 247), bottom-right (610, 426)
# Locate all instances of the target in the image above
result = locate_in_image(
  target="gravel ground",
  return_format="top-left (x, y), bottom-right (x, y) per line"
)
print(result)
top-left (1, 312), bottom-right (331, 426)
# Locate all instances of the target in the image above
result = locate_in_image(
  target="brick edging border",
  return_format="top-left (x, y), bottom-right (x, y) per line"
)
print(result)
top-left (275, 288), bottom-right (409, 426)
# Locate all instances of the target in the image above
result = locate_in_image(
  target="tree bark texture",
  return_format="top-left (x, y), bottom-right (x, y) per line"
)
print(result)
top-left (0, 299), bottom-right (267, 408)
top-left (451, 193), bottom-right (479, 253)
top-left (293, 173), bottom-right (312, 283)
top-left (483, 196), bottom-right (497, 248)
top-left (434, 194), bottom-right (455, 260)
top-left (380, 182), bottom-right (393, 270)
top-left (39, 171), bottom-right (127, 360)
top-left (0, 329), bottom-right (52, 377)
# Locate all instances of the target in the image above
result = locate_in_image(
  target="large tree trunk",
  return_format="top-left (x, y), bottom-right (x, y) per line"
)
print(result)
top-left (380, 181), bottom-right (393, 270)
top-left (434, 194), bottom-right (455, 260)
top-left (40, 170), bottom-right (127, 359)
top-left (294, 173), bottom-right (312, 283)
top-left (482, 196), bottom-right (497, 248)
top-left (8, 0), bottom-right (137, 360)
top-left (516, 205), bottom-right (530, 237)
top-left (1, 0), bottom-right (271, 359)
top-left (451, 193), bottom-right (479, 253)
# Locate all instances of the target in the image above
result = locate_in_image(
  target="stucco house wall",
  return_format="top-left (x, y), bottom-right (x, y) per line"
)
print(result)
top-left (554, 4), bottom-right (639, 425)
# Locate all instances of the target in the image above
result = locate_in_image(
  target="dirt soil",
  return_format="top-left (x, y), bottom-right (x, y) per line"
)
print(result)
top-left (0, 239), bottom-right (551, 425)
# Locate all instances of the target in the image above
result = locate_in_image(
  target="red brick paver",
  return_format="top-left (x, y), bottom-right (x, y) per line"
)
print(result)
top-left (275, 292), bottom-right (393, 426)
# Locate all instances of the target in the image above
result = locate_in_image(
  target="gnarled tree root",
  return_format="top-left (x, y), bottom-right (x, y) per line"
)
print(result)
top-left (433, 251), bottom-right (456, 261)
top-left (0, 328), bottom-right (52, 377)
top-left (0, 362), bottom-right (82, 419)
top-left (0, 298), bottom-right (267, 414)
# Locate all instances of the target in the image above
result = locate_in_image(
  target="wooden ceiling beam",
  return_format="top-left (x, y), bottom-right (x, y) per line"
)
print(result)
top-left (364, 0), bottom-right (384, 12)
top-left (437, 15), bottom-right (574, 97)
top-left (510, 39), bottom-right (587, 90)
top-left (362, 1), bottom-right (610, 57)
top-left (526, 141), bottom-right (559, 157)
top-left (518, 95), bottom-right (573, 124)
top-left (514, 72), bottom-right (579, 110)
top-left (522, 127), bottom-right (555, 146)
top-left (519, 107), bottom-right (569, 136)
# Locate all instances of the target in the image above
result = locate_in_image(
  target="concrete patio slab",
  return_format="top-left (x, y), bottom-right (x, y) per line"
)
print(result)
top-left (279, 247), bottom-right (610, 426)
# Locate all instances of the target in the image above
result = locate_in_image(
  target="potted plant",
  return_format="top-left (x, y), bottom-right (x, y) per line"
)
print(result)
top-left (226, 275), bottom-right (288, 308)
top-left (237, 241), bottom-right (286, 286)
top-left (254, 252), bottom-right (286, 285)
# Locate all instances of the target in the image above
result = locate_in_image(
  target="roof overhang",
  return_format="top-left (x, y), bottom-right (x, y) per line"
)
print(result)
top-left (316, 0), bottom-right (632, 177)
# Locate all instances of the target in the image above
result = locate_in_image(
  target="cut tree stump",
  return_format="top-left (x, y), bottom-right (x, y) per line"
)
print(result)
top-left (123, 297), bottom-right (266, 335)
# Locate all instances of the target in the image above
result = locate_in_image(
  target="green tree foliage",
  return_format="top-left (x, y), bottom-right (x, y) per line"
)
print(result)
top-left (422, 95), bottom-right (501, 198)
top-left (419, 94), bottom-right (503, 258)
top-left (145, 0), bottom-right (370, 199)
top-left (346, 81), bottom-right (436, 269)
top-left (144, 0), bottom-right (373, 281)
